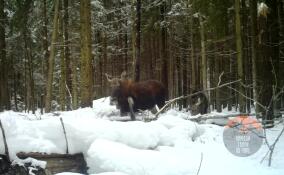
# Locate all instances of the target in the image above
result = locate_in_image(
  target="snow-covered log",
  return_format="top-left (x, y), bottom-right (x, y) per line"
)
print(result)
top-left (16, 152), bottom-right (87, 174)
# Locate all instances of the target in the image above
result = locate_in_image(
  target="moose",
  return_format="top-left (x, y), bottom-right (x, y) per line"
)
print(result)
top-left (106, 72), bottom-right (166, 120)
top-left (189, 90), bottom-right (208, 115)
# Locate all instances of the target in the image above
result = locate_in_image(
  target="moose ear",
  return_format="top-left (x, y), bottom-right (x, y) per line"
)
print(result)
top-left (121, 71), bottom-right (127, 80)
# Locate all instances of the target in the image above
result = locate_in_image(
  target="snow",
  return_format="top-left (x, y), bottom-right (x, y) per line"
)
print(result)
top-left (87, 139), bottom-right (198, 175)
top-left (12, 157), bottom-right (46, 169)
top-left (0, 97), bottom-right (284, 175)
top-left (258, 2), bottom-right (269, 17)
top-left (56, 173), bottom-right (128, 175)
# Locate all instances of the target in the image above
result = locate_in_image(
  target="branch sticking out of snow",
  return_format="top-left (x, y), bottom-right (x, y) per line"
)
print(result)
top-left (60, 117), bottom-right (69, 154)
top-left (0, 119), bottom-right (10, 162)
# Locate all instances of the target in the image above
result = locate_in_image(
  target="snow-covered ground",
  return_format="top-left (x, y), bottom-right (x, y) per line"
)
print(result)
top-left (0, 97), bottom-right (283, 175)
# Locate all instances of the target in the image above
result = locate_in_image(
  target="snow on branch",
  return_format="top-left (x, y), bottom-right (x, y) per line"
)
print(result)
top-left (258, 2), bottom-right (269, 17)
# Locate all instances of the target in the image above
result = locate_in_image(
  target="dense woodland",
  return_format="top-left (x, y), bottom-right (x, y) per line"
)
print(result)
top-left (0, 0), bottom-right (283, 125)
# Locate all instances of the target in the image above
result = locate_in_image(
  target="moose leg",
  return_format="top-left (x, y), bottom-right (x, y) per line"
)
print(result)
top-left (127, 97), bottom-right (135, 120)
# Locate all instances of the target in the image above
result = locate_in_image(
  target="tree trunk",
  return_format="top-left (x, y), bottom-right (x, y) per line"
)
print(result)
top-left (0, 0), bottom-right (9, 111)
top-left (134, 0), bottom-right (141, 82)
top-left (12, 56), bottom-right (18, 111)
top-left (199, 15), bottom-right (207, 92)
top-left (258, 2), bottom-right (274, 127)
top-left (124, 18), bottom-right (128, 73)
top-left (190, 9), bottom-right (196, 92)
top-left (64, 0), bottom-right (72, 111)
top-left (96, 31), bottom-right (103, 98)
top-left (160, 1), bottom-right (169, 99)
top-left (72, 55), bottom-right (78, 110)
top-left (21, 0), bottom-right (34, 113)
top-left (215, 45), bottom-right (221, 112)
top-left (102, 31), bottom-right (108, 96)
top-left (24, 33), bottom-right (35, 114)
top-left (235, 0), bottom-right (246, 113)
top-left (241, 0), bottom-right (251, 113)
top-left (80, 0), bottom-right (94, 108)
top-left (262, 0), bottom-right (280, 126)
top-left (59, 1), bottom-right (66, 111)
top-left (42, 0), bottom-right (49, 113)
top-left (249, 0), bottom-right (259, 115)
top-left (182, 54), bottom-right (188, 108)
top-left (131, 0), bottom-right (136, 80)
top-left (279, 0), bottom-right (284, 109)
top-left (45, 0), bottom-right (60, 113)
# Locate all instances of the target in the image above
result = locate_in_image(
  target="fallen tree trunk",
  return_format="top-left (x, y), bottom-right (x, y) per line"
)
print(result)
top-left (16, 152), bottom-right (87, 174)
top-left (188, 113), bottom-right (255, 121)
top-left (108, 112), bottom-right (255, 124)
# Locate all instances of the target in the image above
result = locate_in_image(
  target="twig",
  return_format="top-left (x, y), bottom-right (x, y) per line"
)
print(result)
top-left (259, 60), bottom-right (284, 166)
top-left (196, 152), bottom-right (203, 175)
top-left (218, 71), bottom-right (224, 86)
top-left (226, 86), bottom-right (267, 111)
top-left (260, 121), bottom-right (284, 166)
top-left (0, 119), bottom-right (10, 162)
top-left (268, 124), bottom-right (284, 166)
top-left (60, 117), bottom-right (69, 154)
top-left (65, 83), bottom-right (73, 110)
top-left (260, 149), bottom-right (270, 164)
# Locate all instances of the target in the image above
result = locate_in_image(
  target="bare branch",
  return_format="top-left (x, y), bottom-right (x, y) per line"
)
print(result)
top-left (218, 71), bottom-right (224, 86)
top-left (154, 79), bottom-right (241, 117)
top-left (226, 86), bottom-right (267, 110)
top-left (261, 122), bottom-right (284, 166)
top-left (268, 124), bottom-right (284, 166)
top-left (65, 83), bottom-right (73, 110)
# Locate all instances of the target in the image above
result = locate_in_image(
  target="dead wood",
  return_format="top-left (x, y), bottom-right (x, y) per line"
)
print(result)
top-left (16, 152), bottom-right (87, 174)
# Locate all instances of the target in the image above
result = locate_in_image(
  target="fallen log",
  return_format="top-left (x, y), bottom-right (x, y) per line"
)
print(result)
top-left (187, 113), bottom-right (255, 121)
top-left (108, 113), bottom-right (256, 124)
top-left (16, 152), bottom-right (87, 174)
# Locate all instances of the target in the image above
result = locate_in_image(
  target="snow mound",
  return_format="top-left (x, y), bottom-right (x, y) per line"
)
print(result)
top-left (56, 173), bottom-right (128, 175)
top-left (1, 97), bottom-right (283, 175)
top-left (0, 107), bottom-right (205, 160)
top-left (87, 139), bottom-right (200, 175)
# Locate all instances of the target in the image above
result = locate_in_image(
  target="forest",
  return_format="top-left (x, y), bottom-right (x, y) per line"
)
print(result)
top-left (0, 0), bottom-right (283, 126)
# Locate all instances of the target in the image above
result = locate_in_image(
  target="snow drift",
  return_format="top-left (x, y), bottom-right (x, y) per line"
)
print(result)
top-left (0, 97), bottom-right (283, 175)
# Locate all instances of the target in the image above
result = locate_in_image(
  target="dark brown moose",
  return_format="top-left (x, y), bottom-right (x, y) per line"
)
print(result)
top-left (106, 72), bottom-right (166, 120)
top-left (189, 91), bottom-right (208, 115)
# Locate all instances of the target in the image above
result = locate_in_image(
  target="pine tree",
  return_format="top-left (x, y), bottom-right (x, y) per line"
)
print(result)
top-left (0, 0), bottom-right (9, 111)
top-left (45, 0), bottom-right (60, 113)
top-left (235, 0), bottom-right (246, 113)
top-left (80, 0), bottom-right (94, 108)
